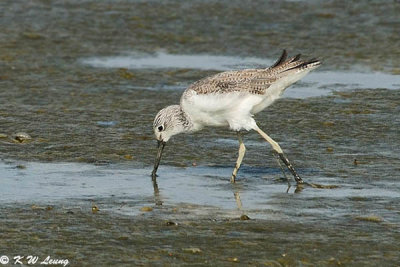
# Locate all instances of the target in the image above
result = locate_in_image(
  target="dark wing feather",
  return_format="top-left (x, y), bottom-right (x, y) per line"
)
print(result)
top-left (271, 49), bottom-right (288, 68)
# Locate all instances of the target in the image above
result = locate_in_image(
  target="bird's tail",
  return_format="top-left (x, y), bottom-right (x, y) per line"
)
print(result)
top-left (271, 49), bottom-right (321, 73)
top-left (269, 49), bottom-right (321, 90)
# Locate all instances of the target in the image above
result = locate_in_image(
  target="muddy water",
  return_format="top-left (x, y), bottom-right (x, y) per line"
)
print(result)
top-left (1, 0), bottom-right (400, 266)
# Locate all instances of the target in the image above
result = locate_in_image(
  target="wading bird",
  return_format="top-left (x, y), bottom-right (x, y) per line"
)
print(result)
top-left (151, 50), bottom-right (320, 184)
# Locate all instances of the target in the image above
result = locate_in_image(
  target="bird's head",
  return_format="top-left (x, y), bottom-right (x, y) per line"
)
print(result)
top-left (153, 105), bottom-right (190, 143)
top-left (151, 105), bottom-right (187, 178)
top-left (153, 105), bottom-right (186, 142)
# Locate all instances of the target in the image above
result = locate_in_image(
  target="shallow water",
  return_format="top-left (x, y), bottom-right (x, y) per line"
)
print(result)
top-left (1, 0), bottom-right (400, 266)
top-left (2, 160), bottom-right (400, 221)
top-left (82, 51), bottom-right (274, 71)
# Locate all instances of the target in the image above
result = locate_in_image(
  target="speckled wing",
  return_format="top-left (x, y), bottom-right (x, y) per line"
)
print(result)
top-left (183, 50), bottom-right (320, 96)
top-left (185, 68), bottom-right (274, 95)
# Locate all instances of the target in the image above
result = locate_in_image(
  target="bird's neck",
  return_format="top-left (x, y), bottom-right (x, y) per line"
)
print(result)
top-left (174, 105), bottom-right (196, 133)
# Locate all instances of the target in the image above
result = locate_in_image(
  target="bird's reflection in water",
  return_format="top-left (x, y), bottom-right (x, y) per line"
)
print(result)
top-left (233, 181), bottom-right (304, 214)
top-left (234, 191), bottom-right (243, 210)
top-left (151, 177), bottom-right (163, 206)
top-left (232, 184), bottom-right (247, 218)
top-left (150, 174), bottom-right (306, 208)
top-left (286, 183), bottom-right (305, 193)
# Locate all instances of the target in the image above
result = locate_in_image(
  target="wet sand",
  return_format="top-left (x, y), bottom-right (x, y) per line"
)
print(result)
top-left (1, 0), bottom-right (400, 266)
top-left (2, 203), bottom-right (399, 266)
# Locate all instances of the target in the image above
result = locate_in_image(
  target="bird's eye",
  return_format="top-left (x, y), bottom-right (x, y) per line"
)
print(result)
top-left (158, 125), bottom-right (163, 132)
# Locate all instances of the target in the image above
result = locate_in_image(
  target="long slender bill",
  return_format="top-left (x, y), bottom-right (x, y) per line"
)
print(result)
top-left (151, 140), bottom-right (166, 180)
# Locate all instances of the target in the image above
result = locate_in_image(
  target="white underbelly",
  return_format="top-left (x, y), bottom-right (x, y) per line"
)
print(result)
top-left (182, 92), bottom-right (264, 130)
